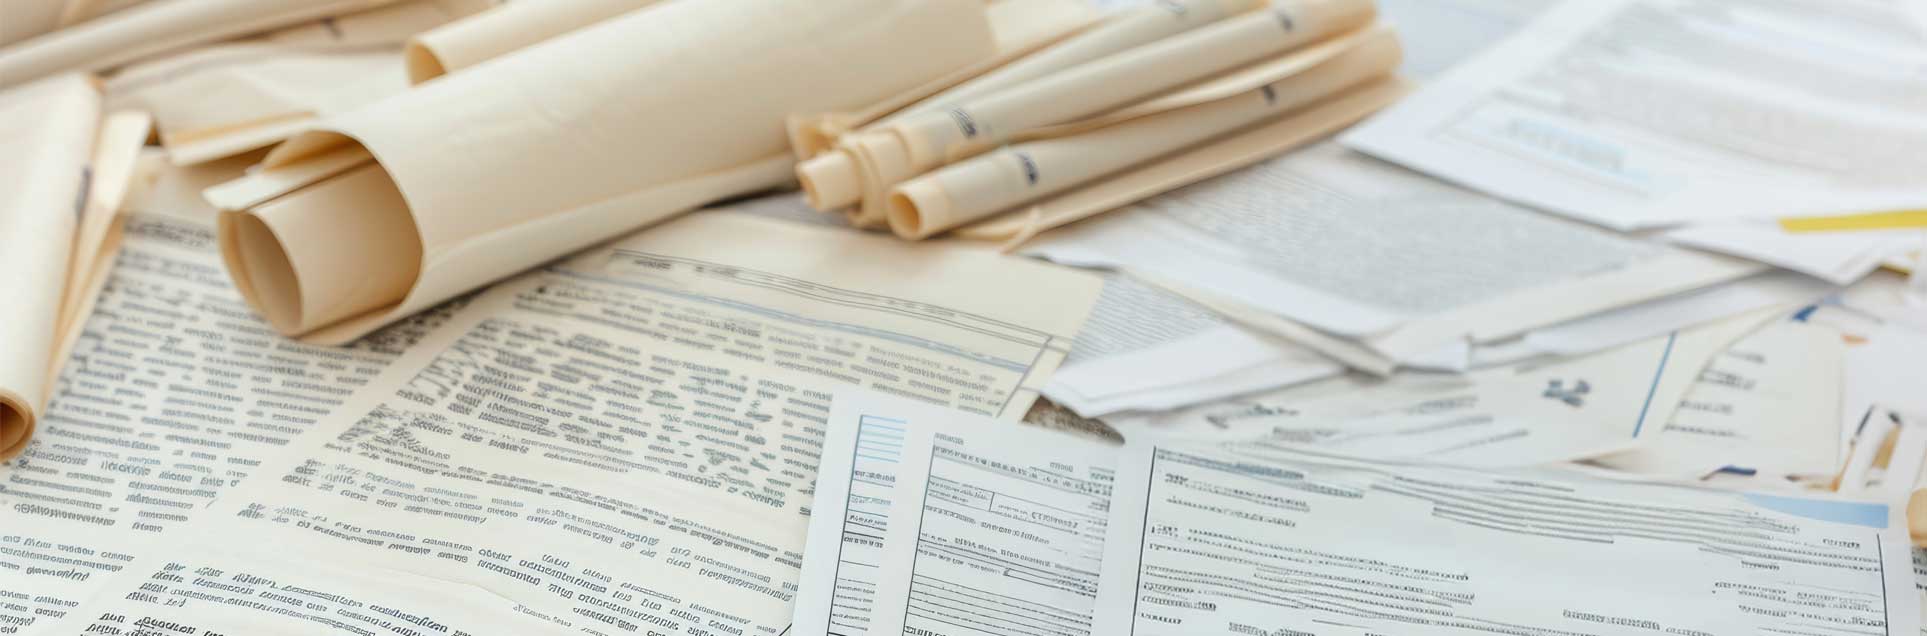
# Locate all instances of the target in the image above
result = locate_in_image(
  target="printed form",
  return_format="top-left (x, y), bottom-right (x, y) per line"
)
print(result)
top-left (796, 391), bottom-right (1116, 636)
top-left (49, 213), bottom-right (1099, 635)
top-left (1345, 0), bottom-right (1927, 229)
top-left (1095, 440), bottom-right (1921, 635)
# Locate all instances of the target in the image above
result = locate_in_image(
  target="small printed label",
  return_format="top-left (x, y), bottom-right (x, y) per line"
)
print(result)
top-left (948, 108), bottom-right (979, 138)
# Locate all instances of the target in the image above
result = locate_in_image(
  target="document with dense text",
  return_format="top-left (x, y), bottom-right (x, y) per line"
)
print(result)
top-left (1095, 440), bottom-right (1920, 635)
top-left (0, 212), bottom-right (457, 632)
top-left (1344, 0), bottom-right (1927, 230)
top-left (795, 390), bottom-right (1116, 636)
top-left (55, 213), bottom-right (1099, 635)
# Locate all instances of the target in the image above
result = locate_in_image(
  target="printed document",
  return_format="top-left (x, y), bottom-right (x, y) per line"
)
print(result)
top-left (1023, 141), bottom-right (1755, 364)
top-left (52, 213), bottom-right (1099, 635)
top-left (0, 213), bottom-right (456, 631)
top-left (795, 391), bottom-right (1116, 636)
top-left (1048, 273), bottom-right (1340, 416)
top-left (1345, 0), bottom-right (1927, 229)
top-left (1598, 320), bottom-right (1845, 479)
top-left (1094, 440), bottom-right (1921, 635)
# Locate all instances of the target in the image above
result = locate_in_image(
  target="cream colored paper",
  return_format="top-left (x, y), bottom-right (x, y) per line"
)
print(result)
top-left (893, 29), bottom-right (1401, 240)
top-left (787, 0), bottom-right (1253, 164)
top-left (55, 0), bottom-right (151, 26)
top-left (802, 0), bottom-right (1378, 229)
top-left (0, 75), bottom-right (98, 460)
top-left (49, 110), bottom-right (149, 375)
top-left (211, 0), bottom-right (999, 345)
top-left (0, 0), bottom-right (407, 87)
top-left (952, 88), bottom-right (1406, 246)
top-left (103, 0), bottom-right (481, 164)
top-left (403, 0), bottom-right (660, 83)
top-left (889, 0), bottom-right (1374, 172)
top-left (0, 0), bottom-right (70, 47)
top-left (46, 211), bottom-right (1101, 635)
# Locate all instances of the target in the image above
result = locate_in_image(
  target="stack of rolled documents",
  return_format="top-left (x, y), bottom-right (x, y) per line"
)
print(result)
top-left (792, 0), bottom-right (1405, 244)
top-left (206, 0), bottom-right (1095, 345)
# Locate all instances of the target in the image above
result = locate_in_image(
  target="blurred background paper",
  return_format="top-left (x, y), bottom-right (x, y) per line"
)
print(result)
top-left (103, 0), bottom-right (485, 164)
top-left (0, 0), bottom-right (428, 87)
top-left (211, 0), bottom-right (1004, 345)
top-left (402, 0), bottom-right (659, 83)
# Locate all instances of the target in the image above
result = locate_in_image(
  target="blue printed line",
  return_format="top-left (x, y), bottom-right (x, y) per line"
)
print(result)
top-left (1630, 332), bottom-right (1678, 438)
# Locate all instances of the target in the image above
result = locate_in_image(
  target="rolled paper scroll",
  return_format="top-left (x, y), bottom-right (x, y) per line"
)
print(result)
top-left (788, 0), bottom-right (1262, 165)
top-left (801, 0), bottom-right (1372, 227)
top-left (0, 75), bottom-right (99, 459)
top-left (403, 0), bottom-right (659, 84)
top-left (211, 0), bottom-right (999, 345)
top-left (0, 0), bottom-right (411, 88)
top-left (888, 28), bottom-right (1402, 240)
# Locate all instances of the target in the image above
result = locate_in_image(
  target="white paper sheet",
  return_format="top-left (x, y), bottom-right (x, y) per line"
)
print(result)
top-left (1667, 221), bottom-right (1920, 285)
top-left (50, 213), bottom-right (1100, 636)
top-left (1093, 439), bottom-right (1921, 635)
top-left (1377, 0), bottom-right (1550, 77)
top-left (1596, 319), bottom-right (1844, 479)
top-left (863, 392), bottom-right (1115, 636)
top-left (1111, 308), bottom-right (1776, 468)
top-left (1514, 269), bottom-right (1832, 356)
top-left (1046, 273), bottom-right (1341, 416)
top-left (794, 390), bottom-right (1116, 636)
top-left (1344, 0), bottom-right (1927, 230)
top-left (1023, 141), bottom-right (1757, 366)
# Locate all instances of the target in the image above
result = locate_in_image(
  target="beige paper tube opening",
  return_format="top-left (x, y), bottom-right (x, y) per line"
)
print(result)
top-left (799, 150), bottom-right (860, 211)
top-left (0, 398), bottom-right (28, 458)
top-left (403, 0), bottom-right (662, 83)
top-left (221, 163), bottom-right (423, 335)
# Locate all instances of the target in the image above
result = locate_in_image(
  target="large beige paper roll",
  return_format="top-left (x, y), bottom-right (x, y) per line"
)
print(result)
top-left (404, 0), bottom-right (659, 84)
top-left (789, 0), bottom-right (1261, 164)
top-left (0, 0), bottom-right (406, 88)
top-left (0, 75), bottom-right (99, 459)
top-left (105, 0), bottom-right (482, 164)
top-left (213, 0), bottom-right (999, 345)
top-left (889, 29), bottom-right (1401, 240)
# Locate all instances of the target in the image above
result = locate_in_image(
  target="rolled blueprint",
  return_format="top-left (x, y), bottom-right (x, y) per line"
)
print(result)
top-left (888, 29), bottom-right (1401, 240)
top-left (801, 0), bottom-right (1372, 223)
top-left (403, 0), bottom-right (657, 83)
top-left (104, 0), bottom-right (482, 164)
top-left (789, 0), bottom-right (1261, 164)
top-left (0, 0), bottom-right (410, 88)
top-left (211, 0), bottom-right (1000, 345)
top-left (0, 75), bottom-right (98, 459)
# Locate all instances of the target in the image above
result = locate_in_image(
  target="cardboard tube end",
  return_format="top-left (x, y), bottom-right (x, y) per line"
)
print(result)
top-left (889, 178), bottom-right (950, 240)
top-left (798, 151), bottom-right (860, 211)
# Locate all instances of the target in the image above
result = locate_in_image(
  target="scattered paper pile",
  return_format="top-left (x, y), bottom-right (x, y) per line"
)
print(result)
top-left (0, 0), bottom-right (1923, 634)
